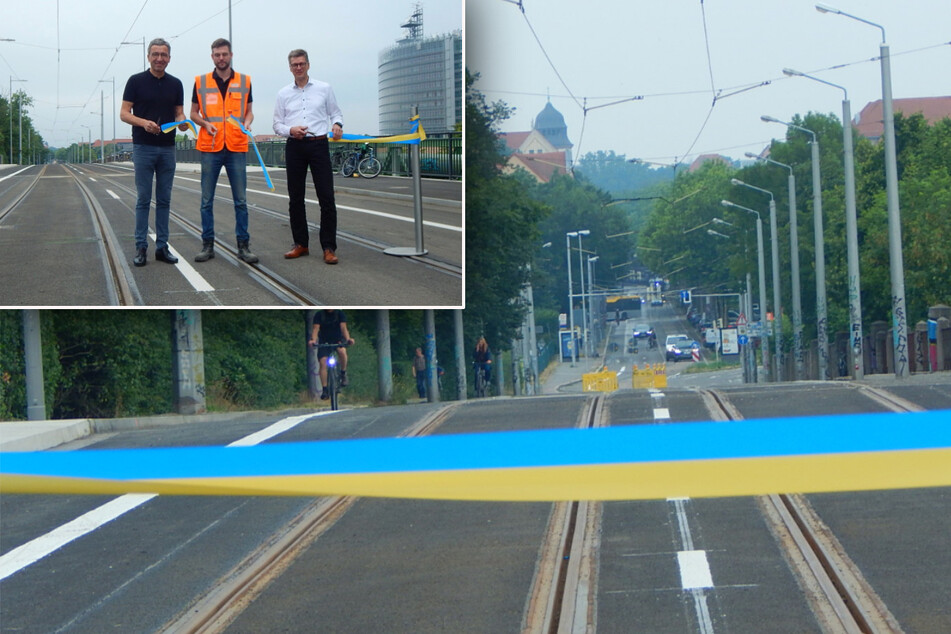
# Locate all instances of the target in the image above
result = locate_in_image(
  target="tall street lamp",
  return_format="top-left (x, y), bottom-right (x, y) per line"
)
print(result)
top-left (122, 38), bottom-right (146, 72)
top-left (722, 199), bottom-right (769, 381)
top-left (10, 77), bottom-right (27, 164)
top-left (733, 178), bottom-right (783, 381)
top-left (81, 125), bottom-right (92, 164)
top-left (746, 152), bottom-right (804, 380)
top-left (762, 115), bottom-right (830, 380)
top-left (816, 3), bottom-right (908, 378)
top-left (577, 230), bottom-right (592, 360)
top-left (565, 231), bottom-right (585, 366)
top-left (99, 78), bottom-right (116, 162)
top-left (784, 68), bottom-right (864, 379)
top-left (587, 255), bottom-right (600, 352)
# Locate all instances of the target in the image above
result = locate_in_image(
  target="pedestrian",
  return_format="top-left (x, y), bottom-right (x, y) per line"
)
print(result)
top-left (272, 48), bottom-right (344, 265)
top-left (411, 347), bottom-right (428, 398)
top-left (120, 37), bottom-right (187, 267)
top-left (309, 309), bottom-right (355, 400)
top-left (190, 38), bottom-right (258, 264)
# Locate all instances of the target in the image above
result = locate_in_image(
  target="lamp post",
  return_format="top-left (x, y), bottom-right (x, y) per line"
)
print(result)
top-left (81, 125), bottom-right (91, 163)
top-left (762, 116), bottom-right (830, 380)
top-left (577, 230), bottom-right (592, 360)
top-left (784, 68), bottom-right (864, 379)
top-left (816, 3), bottom-right (907, 378)
top-left (10, 77), bottom-right (27, 164)
top-left (587, 255), bottom-right (600, 352)
top-left (566, 232), bottom-right (579, 366)
top-left (122, 38), bottom-right (146, 72)
top-left (733, 178), bottom-right (783, 381)
top-left (98, 78), bottom-right (115, 162)
top-left (746, 152), bottom-right (804, 380)
top-left (722, 199), bottom-right (769, 381)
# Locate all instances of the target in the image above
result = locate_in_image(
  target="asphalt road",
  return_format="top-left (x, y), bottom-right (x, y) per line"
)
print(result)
top-left (0, 163), bottom-right (461, 306)
top-left (3, 377), bottom-right (951, 632)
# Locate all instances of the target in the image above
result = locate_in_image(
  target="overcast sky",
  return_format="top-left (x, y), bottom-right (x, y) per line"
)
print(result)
top-left (467, 0), bottom-right (951, 165)
top-left (1, 0), bottom-right (461, 149)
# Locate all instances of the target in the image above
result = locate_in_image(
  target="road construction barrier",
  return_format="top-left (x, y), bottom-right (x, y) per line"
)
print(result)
top-left (632, 364), bottom-right (667, 389)
top-left (582, 368), bottom-right (618, 392)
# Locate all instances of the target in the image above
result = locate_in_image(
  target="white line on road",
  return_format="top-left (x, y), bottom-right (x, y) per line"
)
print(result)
top-left (677, 550), bottom-right (714, 589)
top-left (0, 411), bottom-right (335, 581)
top-left (0, 166), bottom-right (32, 182)
top-left (106, 189), bottom-right (120, 200)
top-left (147, 231), bottom-right (215, 292)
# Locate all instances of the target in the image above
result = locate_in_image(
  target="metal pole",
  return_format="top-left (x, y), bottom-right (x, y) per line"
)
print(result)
top-left (786, 170), bottom-right (803, 379)
top-left (578, 232), bottom-right (588, 360)
top-left (424, 309), bottom-right (439, 403)
top-left (305, 310), bottom-right (319, 398)
top-left (454, 309), bottom-right (467, 400)
top-left (769, 197), bottom-right (783, 381)
top-left (376, 310), bottom-right (392, 402)
top-left (566, 232), bottom-right (577, 366)
top-left (171, 309), bottom-right (207, 415)
top-left (880, 43), bottom-right (909, 377)
top-left (841, 97), bottom-right (864, 379)
top-left (809, 137), bottom-right (830, 380)
top-left (100, 90), bottom-right (105, 163)
top-left (384, 106), bottom-right (428, 256)
top-left (22, 309), bottom-right (47, 420)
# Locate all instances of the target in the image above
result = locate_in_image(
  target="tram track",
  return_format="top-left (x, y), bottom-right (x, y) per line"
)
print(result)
top-left (0, 165), bottom-right (43, 224)
top-left (159, 402), bottom-right (462, 634)
top-left (701, 387), bottom-right (905, 633)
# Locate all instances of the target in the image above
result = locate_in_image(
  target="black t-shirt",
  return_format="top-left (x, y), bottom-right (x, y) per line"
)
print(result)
top-left (123, 70), bottom-right (184, 147)
top-left (314, 310), bottom-right (346, 342)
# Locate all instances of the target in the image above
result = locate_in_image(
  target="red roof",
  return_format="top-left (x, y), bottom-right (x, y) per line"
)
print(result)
top-left (499, 131), bottom-right (531, 153)
top-left (854, 96), bottom-right (951, 139)
top-left (506, 151), bottom-right (568, 183)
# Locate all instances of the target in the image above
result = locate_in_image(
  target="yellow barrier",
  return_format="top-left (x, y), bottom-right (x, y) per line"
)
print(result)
top-left (653, 364), bottom-right (668, 388)
top-left (582, 368), bottom-right (618, 392)
top-left (631, 364), bottom-right (667, 389)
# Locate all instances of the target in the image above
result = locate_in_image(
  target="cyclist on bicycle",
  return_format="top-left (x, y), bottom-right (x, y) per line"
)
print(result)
top-left (473, 336), bottom-right (493, 387)
top-left (309, 309), bottom-right (355, 400)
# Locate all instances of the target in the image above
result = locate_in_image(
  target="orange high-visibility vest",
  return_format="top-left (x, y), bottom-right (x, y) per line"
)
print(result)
top-left (195, 71), bottom-right (250, 153)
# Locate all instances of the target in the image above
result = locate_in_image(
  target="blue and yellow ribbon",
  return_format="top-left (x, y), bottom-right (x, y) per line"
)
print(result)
top-left (325, 115), bottom-right (427, 145)
top-left (227, 116), bottom-right (275, 191)
top-left (2, 410), bottom-right (951, 500)
top-left (160, 119), bottom-right (200, 137)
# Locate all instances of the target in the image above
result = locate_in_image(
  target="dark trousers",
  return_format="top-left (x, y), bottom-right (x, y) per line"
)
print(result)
top-left (285, 137), bottom-right (337, 251)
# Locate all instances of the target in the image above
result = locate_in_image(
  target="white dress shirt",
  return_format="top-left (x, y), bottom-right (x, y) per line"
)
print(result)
top-left (272, 78), bottom-right (343, 138)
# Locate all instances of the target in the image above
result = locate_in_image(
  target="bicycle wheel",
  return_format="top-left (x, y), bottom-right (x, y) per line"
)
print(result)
top-left (331, 151), bottom-right (345, 174)
top-left (475, 369), bottom-right (485, 398)
top-left (328, 363), bottom-right (339, 410)
top-left (358, 156), bottom-right (382, 179)
top-left (341, 155), bottom-right (357, 177)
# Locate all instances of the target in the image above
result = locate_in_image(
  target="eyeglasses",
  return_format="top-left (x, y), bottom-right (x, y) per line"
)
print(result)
top-left (289, 62), bottom-right (307, 68)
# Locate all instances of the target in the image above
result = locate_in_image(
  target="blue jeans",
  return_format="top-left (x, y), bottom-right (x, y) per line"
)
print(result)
top-left (200, 149), bottom-right (248, 242)
top-left (133, 144), bottom-right (176, 250)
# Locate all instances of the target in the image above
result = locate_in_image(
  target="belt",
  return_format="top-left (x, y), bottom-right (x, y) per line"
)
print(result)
top-left (289, 135), bottom-right (326, 142)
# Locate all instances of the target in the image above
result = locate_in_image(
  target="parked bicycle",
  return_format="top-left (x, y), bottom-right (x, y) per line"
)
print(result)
top-left (313, 341), bottom-right (351, 410)
top-left (330, 147), bottom-right (349, 175)
top-left (341, 143), bottom-right (382, 179)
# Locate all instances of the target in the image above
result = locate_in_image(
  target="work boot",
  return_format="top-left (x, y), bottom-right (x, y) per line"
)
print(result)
top-left (237, 240), bottom-right (259, 264)
top-left (194, 240), bottom-right (215, 262)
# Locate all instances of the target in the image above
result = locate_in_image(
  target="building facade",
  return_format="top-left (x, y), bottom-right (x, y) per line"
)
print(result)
top-left (378, 6), bottom-right (462, 136)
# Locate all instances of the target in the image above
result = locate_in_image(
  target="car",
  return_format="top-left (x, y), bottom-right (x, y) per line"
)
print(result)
top-left (665, 334), bottom-right (699, 362)
top-left (650, 297), bottom-right (664, 306)
top-left (632, 323), bottom-right (653, 338)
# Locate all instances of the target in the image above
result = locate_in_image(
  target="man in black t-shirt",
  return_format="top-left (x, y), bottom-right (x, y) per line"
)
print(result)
top-left (120, 37), bottom-right (188, 267)
top-left (309, 309), bottom-right (355, 400)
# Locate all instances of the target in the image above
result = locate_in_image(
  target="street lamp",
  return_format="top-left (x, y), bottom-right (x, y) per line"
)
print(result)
top-left (9, 77), bottom-right (27, 164)
top-left (576, 230), bottom-right (592, 360)
top-left (565, 231), bottom-right (582, 366)
top-left (121, 38), bottom-right (146, 72)
top-left (722, 199), bottom-right (769, 380)
top-left (98, 78), bottom-right (116, 162)
top-left (587, 255), bottom-right (600, 353)
top-left (783, 67), bottom-right (864, 379)
top-left (816, 3), bottom-right (907, 378)
top-left (746, 152), bottom-right (804, 379)
top-left (707, 229), bottom-right (730, 239)
top-left (762, 116), bottom-right (830, 380)
top-left (80, 125), bottom-right (92, 163)
top-left (732, 178), bottom-right (783, 380)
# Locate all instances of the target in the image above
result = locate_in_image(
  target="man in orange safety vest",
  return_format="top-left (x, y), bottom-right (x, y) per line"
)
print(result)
top-left (190, 37), bottom-right (258, 264)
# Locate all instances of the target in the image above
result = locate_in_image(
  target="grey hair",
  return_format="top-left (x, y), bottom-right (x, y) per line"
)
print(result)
top-left (148, 38), bottom-right (171, 55)
top-left (287, 49), bottom-right (309, 63)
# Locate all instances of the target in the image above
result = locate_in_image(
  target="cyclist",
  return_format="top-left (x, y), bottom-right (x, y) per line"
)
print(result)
top-left (473, 336), bottom-right (493, 389)
top-left (309, 309), bottom-right (355, 400)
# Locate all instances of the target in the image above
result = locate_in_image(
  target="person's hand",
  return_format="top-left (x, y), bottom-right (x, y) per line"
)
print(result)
top-left (308, 338), bottom-right (316, 347)
top-left (331, 123), bottom-right (343, 141)
top-left (347, 337), bottom-right (355, 345)
top-left (203, 121), bottom-right (217, 135)
top-left (290, 125), bottom-right (308, 139)
top-left (143, 120), bottom-right (161, 135)
top-left (177, 120), bottom-right (189, 131)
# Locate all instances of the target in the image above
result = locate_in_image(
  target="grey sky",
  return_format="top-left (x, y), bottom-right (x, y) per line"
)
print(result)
top-left (1, 0), bottom-right (461, 149)
top-left (466, 0), bottom-right (951, 165)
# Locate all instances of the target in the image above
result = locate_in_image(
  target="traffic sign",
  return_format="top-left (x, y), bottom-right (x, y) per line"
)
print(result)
top-left (738, 334), bottom-right (749, 345)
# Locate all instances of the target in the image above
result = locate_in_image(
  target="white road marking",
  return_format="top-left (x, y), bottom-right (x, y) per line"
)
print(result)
top-left (653, 408), bottom-right (670, 420)
top-left (106, 189), bottom-right (120, 200)
top-left (0, 411), bottom-right (335, 581)
top-left (678, 550), bottom-right (714, 589)
top-left (148, 231), bottom-right (215, 292)
top-left (0, 166), bottom-right (32, 182)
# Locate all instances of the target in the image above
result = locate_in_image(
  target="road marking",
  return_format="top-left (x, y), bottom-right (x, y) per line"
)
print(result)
top-left (106, 189), bottom-right (120, 200)
top-left (0, 412), bottom-right (333, 581)
top-left (147, 231), bottom-right (215, 292)
top-left (678, 550), bottom-right (714, 589)
top-left (653, 408), bottom-right (670, 420)
top-left (0, 166), bottom-right (32, 182)
top-left (89, 177), bottom-right (97, 182)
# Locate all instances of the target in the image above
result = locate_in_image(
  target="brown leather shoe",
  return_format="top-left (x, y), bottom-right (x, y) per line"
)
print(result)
top-left (323, 249), bottom-right (339, 264)
top-left (284, 244), bottom-right (309, 259)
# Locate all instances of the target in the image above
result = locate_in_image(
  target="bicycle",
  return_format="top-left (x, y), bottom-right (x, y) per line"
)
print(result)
top-left (473, 362), bottom-right (490, 398)
top-left (341, 143), bottom-right (381, 178)
top-left (330, 148), bottom-right (348, 174)
top-left (314, 342), bottom-right (351, 410)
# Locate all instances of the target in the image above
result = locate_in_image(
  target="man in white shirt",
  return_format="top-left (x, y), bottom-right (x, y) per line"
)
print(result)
top-left (272, 49), bottom-right (344, 264)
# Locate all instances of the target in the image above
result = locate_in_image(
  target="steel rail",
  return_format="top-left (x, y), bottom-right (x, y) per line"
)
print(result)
top-left (703, 388), bottom-right (904, 633)
top-left (0, 165), bottom-right (44, 224)
top-left (160, 402), bottom-right (463, 634)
